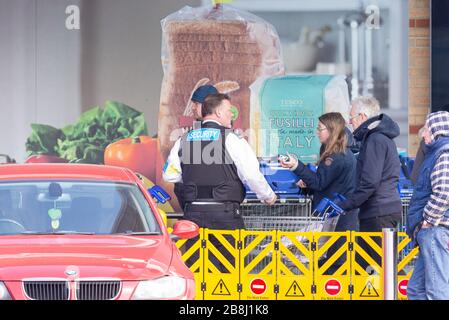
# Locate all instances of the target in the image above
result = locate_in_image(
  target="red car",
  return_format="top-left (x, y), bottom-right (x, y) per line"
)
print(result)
top-left (0, 164), bottom-right (199, 300)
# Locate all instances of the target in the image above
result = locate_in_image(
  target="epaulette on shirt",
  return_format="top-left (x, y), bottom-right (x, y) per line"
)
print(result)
top-left (233, 128), bottom-right (244, 139)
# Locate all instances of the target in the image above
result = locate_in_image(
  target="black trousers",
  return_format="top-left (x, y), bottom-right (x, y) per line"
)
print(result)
top-left (182, 203), bottom-right (244, 272)
top-left (356, 212), bottom-right (402, 274)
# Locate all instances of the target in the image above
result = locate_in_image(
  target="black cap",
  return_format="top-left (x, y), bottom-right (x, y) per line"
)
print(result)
top-left (191, 85), bottom-right (218, 103)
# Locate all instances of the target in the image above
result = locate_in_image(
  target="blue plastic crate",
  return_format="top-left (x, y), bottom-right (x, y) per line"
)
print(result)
top-left (245, 160), bottom-right (302, 199)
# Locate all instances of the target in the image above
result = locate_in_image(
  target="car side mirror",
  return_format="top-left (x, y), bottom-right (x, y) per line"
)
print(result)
top-left (170, 220), bottom-right (199, 241)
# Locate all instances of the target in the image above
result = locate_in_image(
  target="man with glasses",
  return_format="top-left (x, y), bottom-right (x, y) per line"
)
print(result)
top-left (337, 96), bottom-right (402, 272)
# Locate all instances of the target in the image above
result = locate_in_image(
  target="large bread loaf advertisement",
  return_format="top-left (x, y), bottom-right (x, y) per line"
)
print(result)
top-left (158, 5), bottom-right (284, 159)
top-left (157, 5), bottom-right (284, 210)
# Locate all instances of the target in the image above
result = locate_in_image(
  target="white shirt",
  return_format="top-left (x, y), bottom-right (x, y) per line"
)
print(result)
top-left (163, 120), bottom-right (275, 202)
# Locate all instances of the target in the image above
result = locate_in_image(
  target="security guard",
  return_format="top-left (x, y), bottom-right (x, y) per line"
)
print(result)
top-left (174, 84), bottom-right (218, 210)
top-left (163, 93), bottom-right (276, 269)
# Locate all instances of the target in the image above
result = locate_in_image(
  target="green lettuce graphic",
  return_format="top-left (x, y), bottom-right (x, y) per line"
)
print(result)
top-left (25, 101), bottom-right (148, 164)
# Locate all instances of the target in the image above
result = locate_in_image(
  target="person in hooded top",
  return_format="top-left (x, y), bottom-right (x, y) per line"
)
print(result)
top-left (410, 103), bottom-right (449, 185)
top-left (406, 111), bottom-right (449, 300)
top-left (337, 96), bottom-right (402, 272)
top-left (175, 85), bottom-right (219, 210)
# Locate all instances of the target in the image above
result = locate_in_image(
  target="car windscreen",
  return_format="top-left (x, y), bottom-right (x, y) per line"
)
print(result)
top-left (0, 180), bottom-right (162, 235)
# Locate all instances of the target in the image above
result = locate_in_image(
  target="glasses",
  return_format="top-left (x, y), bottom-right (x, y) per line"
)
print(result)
top-left (349, 113), bottom-right (362, 121)
top-left (316, 126), bottom-right (327, 132)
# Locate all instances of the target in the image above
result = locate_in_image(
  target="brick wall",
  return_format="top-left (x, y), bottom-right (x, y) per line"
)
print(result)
top-left (408, 0), bottom-right (431, 155)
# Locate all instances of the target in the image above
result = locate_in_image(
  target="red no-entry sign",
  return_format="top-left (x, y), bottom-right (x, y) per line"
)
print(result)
top-left (324, 279), bottom-right (341, 296)
top-left (398, 279), bottom-right (408, 296)
top-left (250, 278), bottom-right (267, 295)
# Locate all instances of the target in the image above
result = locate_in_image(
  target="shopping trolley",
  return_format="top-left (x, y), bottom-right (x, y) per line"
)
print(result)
top-left (398, 154), bottom-right (414, 229)
top-left (242, 195), bottom-right (345, 273)
top-left (278, 196), bottom-right (345, 265)
top-left (242, 194), bottom-right (343, 231)
top-left (398, 181), bottom-right (413, 231)
top-left (396, 155), bottom-right (415, 261)
top-left (400, 196), bottom-right (411, 231)
top-left (399, 195), bottom-right (416, 263)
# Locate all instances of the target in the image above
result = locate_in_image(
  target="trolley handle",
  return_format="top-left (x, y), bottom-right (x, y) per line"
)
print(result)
top-left (148, 185), bottom-right (171, 204)
top-left (314, 198), bottom-right (331, 217)
top-left (271, 180), bottom-right (298, 189)
top-left (314, 196), bottom-right (345, 219)
top-left (307, 163), bottom-right (317, 172)
top-left (331, 192), bottom-right (347, 203)
top-left (326, 200), bottom-right (344, 218)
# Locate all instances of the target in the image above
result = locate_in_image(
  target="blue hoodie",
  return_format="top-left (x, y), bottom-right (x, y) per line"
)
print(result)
top-left (340, 113), bottom-right (402, 220)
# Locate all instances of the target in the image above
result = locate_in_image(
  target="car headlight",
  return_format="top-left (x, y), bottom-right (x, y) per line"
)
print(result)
top-left (0, 282), bottom-right (12, 300)
top-left (132, 276), bottom-right (187, 300)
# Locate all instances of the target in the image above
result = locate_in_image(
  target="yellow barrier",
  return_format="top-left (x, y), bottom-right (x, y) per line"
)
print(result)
top-left (276, 231), bottom-right (314, 300)
top-left (176, 229), bottom-right (204, 300)
top-left (240, 230), bottom-right (277, 300)
top-left (177, 229), bottom-right (419, 300)
top-left (314, 231), bottom-right (352, 300)
top-left (397, 232), bottom-right (419, 300)
top-left (350, 232), bottom-right (383, 300)
top-left (203, 229), bottom-right (241, 300)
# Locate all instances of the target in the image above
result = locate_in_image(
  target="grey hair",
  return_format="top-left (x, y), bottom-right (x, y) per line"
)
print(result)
top-left (351, 96), bottom-right (380, 119)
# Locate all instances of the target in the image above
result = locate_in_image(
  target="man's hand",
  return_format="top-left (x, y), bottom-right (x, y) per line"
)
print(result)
top-left (421, 220), bottom-right (433, 229)
top-left (264, 194), bottom-right (277, 206)
top-left (296, 179), bottom-right (307, 188)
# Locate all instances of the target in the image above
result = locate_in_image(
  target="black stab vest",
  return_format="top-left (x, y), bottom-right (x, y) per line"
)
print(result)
top-left (179, 121), bottom-right (245, 203)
